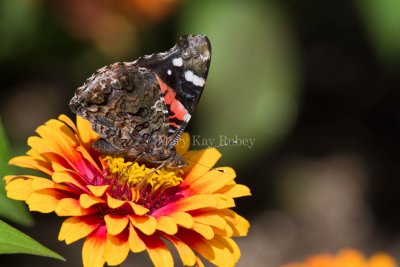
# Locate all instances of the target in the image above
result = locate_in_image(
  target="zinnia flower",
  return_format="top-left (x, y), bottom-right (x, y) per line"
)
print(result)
top-left (5, 115), bottom-right (251, 267)
top-left (281, 248), bottom-right (398, 267)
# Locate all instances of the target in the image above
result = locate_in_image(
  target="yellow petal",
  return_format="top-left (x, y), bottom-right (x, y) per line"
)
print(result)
top-left (80, 194), bottom-right (105, 209)
top-left (215, 194), bottom-right (235, 209)
top-left (175, 132), bottom-right (190, 155)
top-left (168, 212), bottom-right (194, 228)
top-left (107, 194), bottom-right (125, 209)
top-left (82, 228), bottom-right (107, 267)
top-left (222, 210), bottom-right (250, 237)
top-left (190, 167), bottom-right (236, 194)
top-left (87, 185), bottom-right (109, 197)
top-left (128, 224), bottom-right (146, 252)
top-left (163, 234), bottom-right (196, 266)
top-left (195, 256), bottom-right (205, 267)
top-left (5, 176), bottom-right (35, 201)
top-left (217, 184), bottom-right (252, 198)
top-left (104, 233), bottom-right (130, 266)
top-left (153, 195), bottom-right (219, 216)
top-left (129, 215), bottom-right (157, 235)
top-left (192, 223), bottom-right (214, 240)
top-left (76, 115), bottom-right (99, 148)
top-left (104, 214), bottom-right (129, 236)
top-left (128, 202), bottom-right (149, 216)
top-left (156, 216), bottom-right (178, 235)
top-left (58, 216), bottom-right (100, 244)
top-left (194, 213), bottom-right (227, 230)
top-left (26, 189), bottom-right (60, 213)
top-left (55, 198), bottom-right (94, 216)
top-left (52, 171), bottom-right (85, 190)
top-left (9, 156), bottom-right (52, 176)
top-left (30, 177), bottom-right (56, 190)
top-left (181, 148), bottom-right (221, 184)
top-left (176, 229), bottom-right (236, 267)
top-left (216, 236), bottom-right (241, 263)
top-left (142, 235), bottom-right (174, 267)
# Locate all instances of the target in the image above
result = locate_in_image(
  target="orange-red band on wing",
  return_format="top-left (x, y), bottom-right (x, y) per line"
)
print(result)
top-left (156, 75), bottom-right (188, 123)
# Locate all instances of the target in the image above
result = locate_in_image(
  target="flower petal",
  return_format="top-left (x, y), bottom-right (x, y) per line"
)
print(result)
top-left (80, 194), bottom-right (105, 209)
top-left (104, 214), bottom-right (129, 236)
top-left (369, 253), bottom-right (397, 267)
top-left (193, 213), bottom-right (227, 230)
top-left (82, 226), bottom-right (107, 267)
top-left (168, 212), bottom-right (194, 228)
top-left (175, 132), bottom-right (190, 155)
top-left (192, 223), bottom-right (214, 240)
top-left (152, 195), bottom-right (219, 216)
top-left (177, 229), bottom-right (236, 267)
top-left (104, 232), bottom-right (130, 266)
top-left (128, 224), bottom-right (146, 252)
top-left (87, 185), bottom-right (109, 197)
top-left (55, 198), bottom-right (95, 216)
top-left (76, 115), bottom-right (99, 148)
top-left (156, 216), bottom-right (178, 235)
top-left (52, 171), bottom-right (87, 191)
top-left (141, 234), bottom-right (173, 267)
top-left (217, 184), bottom-right (252, 198)
top-left (59, 216), bottom-right (101, 244)
top-left (181, 148), bottom-right (221, 184)
top-left (26, 189), bottom-right (62, 213)
top-left (5, 175), bottom-right (36, 201)
top-left (188, 167), bottom-right (236, 194)
top-left (162, 234), bottom-right (196, 266)
top-left (9, 156), bottom-right (52, 176)
top-left (129, 215), bottom-right (157, 235)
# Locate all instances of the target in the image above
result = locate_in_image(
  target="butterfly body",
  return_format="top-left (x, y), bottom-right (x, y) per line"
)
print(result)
top-left (69, 35), bottom-right (211, 168)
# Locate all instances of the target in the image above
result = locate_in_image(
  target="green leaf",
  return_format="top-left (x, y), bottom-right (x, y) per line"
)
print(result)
top-left (0, 220), bottom-right (65, 260)
top-left (0, 118), bottom-right (33, 226)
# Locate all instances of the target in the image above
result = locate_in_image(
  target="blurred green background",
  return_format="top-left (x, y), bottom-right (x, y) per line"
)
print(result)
top-left (1, 0), bottom-right (400, 266)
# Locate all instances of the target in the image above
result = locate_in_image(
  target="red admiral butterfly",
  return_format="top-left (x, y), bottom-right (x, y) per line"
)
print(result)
top-left (69, 35), bottom-right (211, 168)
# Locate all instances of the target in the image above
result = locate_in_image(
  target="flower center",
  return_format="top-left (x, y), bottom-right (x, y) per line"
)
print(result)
top-left (102, 156), bottom-right (184, 206)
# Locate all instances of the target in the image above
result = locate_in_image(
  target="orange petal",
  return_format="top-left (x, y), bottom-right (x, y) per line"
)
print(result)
top-left (55, 198), bottom-right (94, 216)
top-left (152, 195), bottom-right (219, 216)
top-left (221, 210), bottom-right (250, 237)
top-left (5, 176), bottom-right (36, 201)
top-left (107, 194), bottom-right (126, 209)
top-left (9, 156), bottom-right (52, 176)
top-left (194, 213), bottom-right (227, 230)
top-left (52, 171), bottom-right (86, 190)
top-left (141, 234), bottom-right (173, 267)
top-left (58, 216), bottom-right (101, 244)
top-left (104, 214), bottom-right (129, 236)
top-left (162, 234), bottom-right (196, 266)
top-left (168, 212), bottom-right (194, 228)
top-left (195, 256), bottom-right (205, 267)
top-left (156, 216), bottom-right (178, 235)
top-left (128, 224), bottom-right (146, 252)
top-left (176, 229), bottom-right (236, 267)
top-left (189, 167), bottom-right (236, 194)
top-left (104, 232), bottom-right (130, 266)
top-left (82, 226), bottom-right (107, 267)
top-left (369, 253), bottom-right (397, 267)
top-left (76, 115), bottom-right (99, 148)
top-left (215, 194), bottom-right (235, 209)
top-left (217, 184), bottom-right (252, 198)
top-left (181, 148), bottom-right (221, 184)
top-left (129, 215), bottom-right (157, 235)
top-left (26, 189), bottom-right (62, 213)
top-left (128, 202), bottom-right (149, 216)
top-left (192, 223), bottom-right (214, 240)
top-left (80, 194), bottom-right (105, 209)
top-left (87, 185), bottom-right (109, 197)
top-left (215, 236), bottom-right (241, 263)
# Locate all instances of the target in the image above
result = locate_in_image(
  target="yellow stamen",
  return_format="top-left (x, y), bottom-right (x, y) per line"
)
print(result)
top-left (103, 156), bottom-right (183, 193)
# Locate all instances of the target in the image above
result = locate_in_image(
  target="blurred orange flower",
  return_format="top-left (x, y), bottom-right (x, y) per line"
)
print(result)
top-left (5, 115), bottom-right (250, 267)
top-left (43, 0), bottom-right (181, 57)
top-left (281, 249), bottom-right (398, 267)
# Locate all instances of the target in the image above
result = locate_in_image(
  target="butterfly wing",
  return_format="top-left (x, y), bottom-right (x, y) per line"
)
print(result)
top-left (135, 35), bottom-right (212, 147)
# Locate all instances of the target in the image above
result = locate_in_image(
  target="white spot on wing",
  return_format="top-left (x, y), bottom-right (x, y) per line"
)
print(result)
top-left (184, 113), bottom-right (191, 122)
top-left (184, 70), bottom-right (205, 87)
top-left (185, 70), bottom-right (193, 82)
top-left (172, 57), bottom-right (183, 67)
top-left (167, 69), bottom-right (172, 75)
